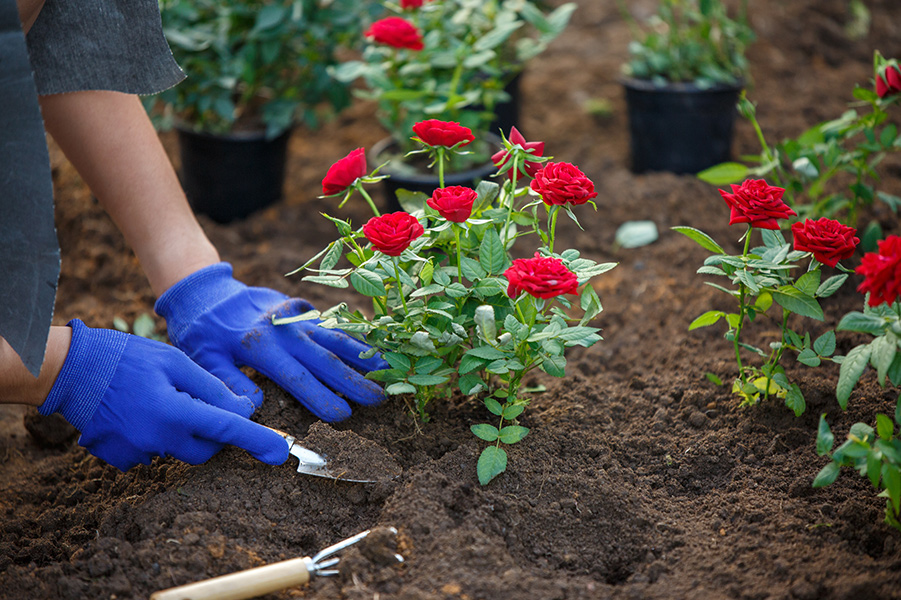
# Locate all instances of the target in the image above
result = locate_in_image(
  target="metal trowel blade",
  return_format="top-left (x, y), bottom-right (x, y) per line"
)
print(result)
top-left (277, 430), bottom-right (378, 483)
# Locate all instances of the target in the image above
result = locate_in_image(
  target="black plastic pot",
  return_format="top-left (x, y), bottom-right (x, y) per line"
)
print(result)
top-left (176, 126), bottom-right (291, 223)
top-left (622, 78), bottom-right (743, 175)
top-left (370, 134), bottom-right (502, 213)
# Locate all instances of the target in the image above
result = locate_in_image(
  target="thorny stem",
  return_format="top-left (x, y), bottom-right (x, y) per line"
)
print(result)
top-left (393, 257), bottom-right (409, 314)
top-left (734, 227), bottom-right (753, 385)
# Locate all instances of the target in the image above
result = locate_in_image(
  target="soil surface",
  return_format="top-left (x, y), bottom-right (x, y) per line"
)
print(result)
top-left (4, 1), bottom-right (901, 598)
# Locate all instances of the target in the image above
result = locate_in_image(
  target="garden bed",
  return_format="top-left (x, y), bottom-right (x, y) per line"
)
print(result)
top-left (4, 0), bottom-right (901, 598)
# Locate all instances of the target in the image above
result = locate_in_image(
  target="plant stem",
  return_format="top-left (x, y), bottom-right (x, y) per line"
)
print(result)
top-left (358, 186), bottom-right (381, 217)
top-left (437, 147), bottom-right (446, 189)
top-left (501, 154), bottom-right (520, 247)
top-left (393, 257), bottom-right (409, 314)
top-left (734, 227), bottom-right (753, 385)
top-left (453, 225), bottom-right (463, 282)
top-left (548, 205), bottom-right (559, 253)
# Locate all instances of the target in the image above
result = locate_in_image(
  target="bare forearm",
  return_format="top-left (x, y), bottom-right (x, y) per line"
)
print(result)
top-left (38, 91), bottom-right (220, 296)
top-left (0, 328), bottom-right (70, 406)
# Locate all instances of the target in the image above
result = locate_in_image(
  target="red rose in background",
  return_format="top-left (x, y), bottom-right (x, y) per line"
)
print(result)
top-left (364, 17), bottom-right (424, 51)
top-left (791, 218), bottom-right (859, 267)
top-left (362, 212), bottom-right (424, 256)
top-left (504, 252), bottom-right (579, 299)
top-left (530, 162), bottom-right (598, 206)
top-left (322, 147), bottom-right (367, 196)
top-left (412, 120), bottom-right (475, 148)
top-left (427, 186), bottom-right (477, 222)
top-left (857, 235), bottom-right (901, 307)
top-left (719, 179), bottom-right (796, 230)
top-left (492, 126), bottom-right (545, 181)
top-left (400, 0), bottom-right (426, 8)
top-left (876, 64), bottom-right (901, 98)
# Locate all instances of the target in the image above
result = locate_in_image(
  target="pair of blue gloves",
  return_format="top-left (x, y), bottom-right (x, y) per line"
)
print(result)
top-left (38, 263), bottom-right (386, 471)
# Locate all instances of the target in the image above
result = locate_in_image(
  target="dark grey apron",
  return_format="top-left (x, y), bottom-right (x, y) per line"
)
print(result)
top-left (1, 0), bottom-right (184, 376)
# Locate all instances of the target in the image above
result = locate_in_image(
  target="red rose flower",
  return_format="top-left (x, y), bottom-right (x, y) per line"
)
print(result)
top-left (718, 179), bottom-right (796, 230)
top-left (412, 120), bottom-right (475, 149)
top-left (427, 186), bottom-right (477, 223)
top-left (857, 235), bottom-right (901, 307)
top-left (362, 212), bottom-right (424, 256)
top-left (400, 0), bottom-right (426, 8)
top-left (504, 252), bottom-right (579, 300)
top-left (877, 64), bottom-right (901, 98)
top-left (530, 162), bottom-right (598, 206)
top-left (364, 17), bottom-right (424, 51)
top-left (322, 147), bottom-right (367, 196)
top-left (492, 126), bottom-right (545, 181)
top-left (791, 217), bottom-right (859, 267)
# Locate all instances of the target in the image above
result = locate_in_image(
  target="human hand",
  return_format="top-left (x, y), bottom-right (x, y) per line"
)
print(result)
top-left (154, 263), bottom-right (387, 422)
top-left (39, 320), bottom-right (289, 471)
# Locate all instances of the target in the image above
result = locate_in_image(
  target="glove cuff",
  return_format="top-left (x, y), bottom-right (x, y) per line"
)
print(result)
top-left (154, 262), bottom-right (245, 343)
top-left (39, 320), bottom-right (129, 432)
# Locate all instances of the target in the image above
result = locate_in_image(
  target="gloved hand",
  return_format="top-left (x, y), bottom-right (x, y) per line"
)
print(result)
top-left (154, 262), bottom-right (386, 422)
top-left (39, 319), bottom-right (289, 471)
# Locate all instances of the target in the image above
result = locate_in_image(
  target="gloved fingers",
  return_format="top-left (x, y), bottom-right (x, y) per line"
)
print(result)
top-left (186, 402), bottom-right (290, 465)
top-left (166, 350), bottom-right (260, 418)
top-left (304, 326), bottom-right (390, 372)
top-left (258, 351), bottom-right (355, 422)
top-left (283, 339), bottom-right (385, 407)
top-left (87, 442), bottom-right (149, 472)
top-left (271, 297), bottom-right (317, 321)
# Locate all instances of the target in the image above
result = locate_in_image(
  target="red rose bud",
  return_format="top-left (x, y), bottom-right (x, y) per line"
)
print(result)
top-left (877, 64), bottom-right (901, 98)
top-left (530, 162), bottom-right (598, 206)
top-left (364, 17), bottom-right (424, 51)
top-left (791, 217), bottom-right (859, 267)
top-left (504, 252), bottom-right (579, 300)
top-left (492, 126), bottom-right (545, 181)
top-left (412, 120), bottom-right (475, 148)
top-left (427, 186), bottom-right (477, 222)
top-left (400, 0), bottom-right (425, 8)
top-left (362, 212), bottom-right (425, 256)
top-left (857, 235), bottom-right (901, 307)
top-left (718, 179), bottom-right (795, 230)
top-left (322, 147), bottom-right (367, 196)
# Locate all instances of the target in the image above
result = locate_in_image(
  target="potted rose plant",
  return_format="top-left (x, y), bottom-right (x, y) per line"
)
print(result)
top-left (330, 0), bottom-right (576, 209)
top-left (144, 0), bottom-right (372, 222)
top-left (279, 120), bottom-right (614, 485)
top-left (619, 0), bottom-right (754, 174)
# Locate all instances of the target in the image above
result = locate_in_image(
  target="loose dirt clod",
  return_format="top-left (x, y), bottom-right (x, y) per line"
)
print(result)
top-left (302, 422), bottom-right (403, 482)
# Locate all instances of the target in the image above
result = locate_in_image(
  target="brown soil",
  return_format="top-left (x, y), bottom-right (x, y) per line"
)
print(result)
top-left (4, 0), bottom-right (901, 598)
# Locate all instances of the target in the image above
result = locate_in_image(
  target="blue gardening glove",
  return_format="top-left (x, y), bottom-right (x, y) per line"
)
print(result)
top-left (154, 262), bottom-right (387, 422)
top-left (39, 319), bottom-right (289, 471)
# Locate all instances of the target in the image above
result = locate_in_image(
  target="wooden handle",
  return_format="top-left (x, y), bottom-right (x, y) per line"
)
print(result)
top-left (150, 556), bottom-right (311, 600)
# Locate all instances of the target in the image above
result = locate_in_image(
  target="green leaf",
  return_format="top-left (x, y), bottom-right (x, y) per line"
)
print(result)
top-left (471, 424), bottom-right (500, 442)
top-left (760, 228), bottom-right (787, 249)
top-left (474, 305), bottom-right (497, 343)
top-left (838, 345), bottom-right (872, 409)
top-left (817, 274), bottom-right (848, 298)
top-left (466, 346), bottom-right (507, 360)
top-left (542, 354), bottom-right (566, 377)
top-left (350, 270), bottom-right (387, 296)
top-left (459, 372), bottom-right (486, 395)
top-left (385, 382), bottom-right (416, 395)
top-left (868, 451), bottom-right (883, 488)
top-left (696, 162), bottom-right (749, 186)
top-left (877, 414), bottom-right (895, 441)
top-left (813, 331), bottom-right (836, 357)
top-left (413, 355), bottom-right (443, 374)
top-left (502, 404), bottom-right (525, 419)
top-left (884, 464), bottom-right (901, 515)
top-left (837, 311), bottom-right (887, 335)
top-left (461, 256), bottom-right (487, 281)
top-left (813, 462), bottom-right (841, 488)
top-left (477, 446), bottom-right (508, 485)
top-left (671, 226), bottom-right (725, 254)
top-left (817, 415), bottom-right (835, 456)
top-left (484, 398), bottom-right (504, 416)
top-left (785, 384), bottom-right (806, 416)
top-left (797, 348), bottom-right (821, 367)
top-left (871, 334), bottom-right (898, 386)
top-left (499, 425), bottom-right (530, 445)
top-left (132, 313), bottom-right (157, 339)
top-left (480, 229), bottom-right (506, 274)
top-left (459, 354), bottom-right (487, 375)
top-left (772, 287), bottom-right (824, 321)
top-left (795, 270), bottom-right (822, 298)
top-left (383, 352), bottom-right (411, 372)
top-left (615, 220), bottom-right (658, 248)
top-left (689, 310), bottom-right (725, 330)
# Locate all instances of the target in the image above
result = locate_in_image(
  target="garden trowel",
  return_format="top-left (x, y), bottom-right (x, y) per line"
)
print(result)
top-left (270, 427), bottom-right (379, 483)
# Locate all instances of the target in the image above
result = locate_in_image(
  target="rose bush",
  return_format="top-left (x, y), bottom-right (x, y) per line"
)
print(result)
top-left (285, 122), bottom-right (614, 484)
top-left (856, 235), bottom-right (901, 307)
top-left (676, 179), bottom-right (857, 414)
top-left (791, 217), bottom-right (860, 267)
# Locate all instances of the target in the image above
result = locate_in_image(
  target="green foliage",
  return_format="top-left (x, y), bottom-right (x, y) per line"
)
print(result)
top-left (285, 137), bottom-right (614, 485)
top-left (835, 299), bottom-right (901, 409)
top-left (619, 0), bottom-right (754, 87)
top-left (145, 0), bottom-right (374, 137)
top-left (113, 313), bottom-right (166, 342)
top-left (815, 409), bottom-right (901, 531)
top-left (675, 222), bottom-right (853, 416)
top-left (332, 0), bottom-right (575, 148)
top-left (698, 68), bottom-right (901, 225)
